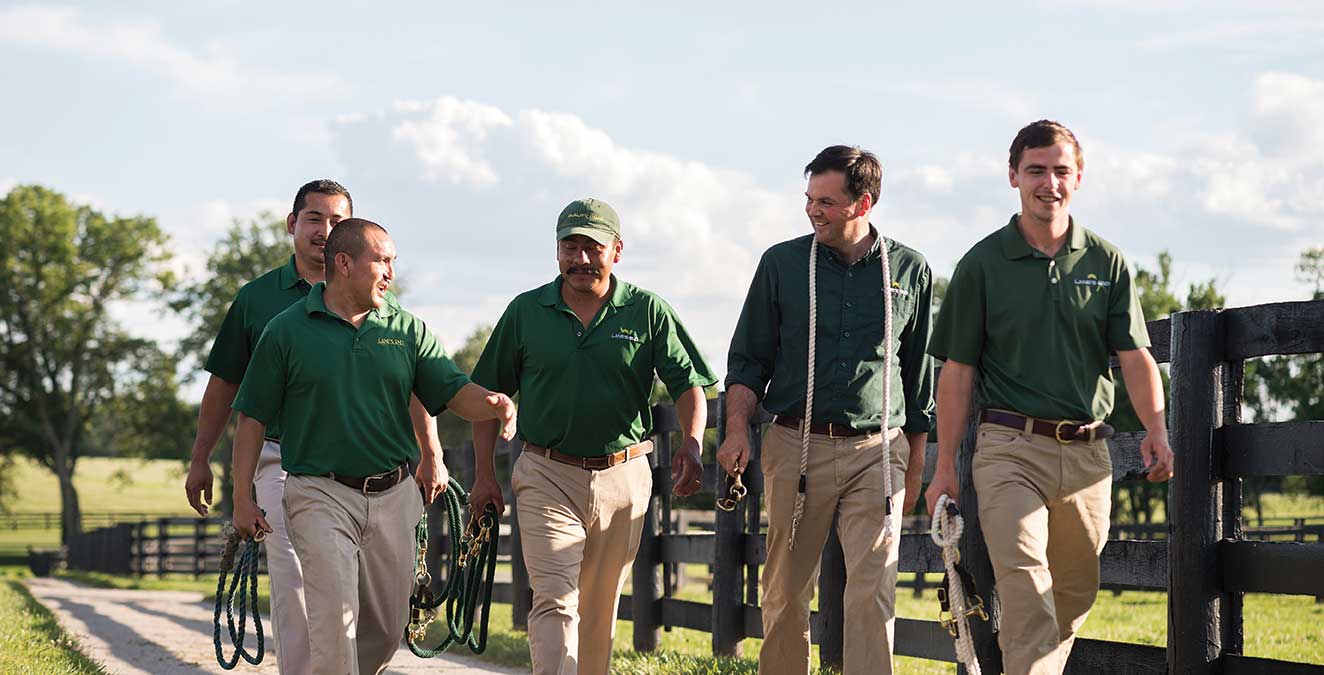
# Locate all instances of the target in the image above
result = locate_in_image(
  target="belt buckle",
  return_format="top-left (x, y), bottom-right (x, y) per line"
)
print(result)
top-left (1054, 420), bottom-right (1076, 445)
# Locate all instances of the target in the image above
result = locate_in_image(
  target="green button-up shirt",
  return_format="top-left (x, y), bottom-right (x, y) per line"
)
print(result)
top-left (232, 282), bottom-right (469, 477)
top-left (471, 276), bottom-right (718, 458)
top-left (204, 256), bottom-right (312, 440)
top-left (725, 230), bottom-right (936, 434)
top-left (928, 215), bottom-right (1150, 422)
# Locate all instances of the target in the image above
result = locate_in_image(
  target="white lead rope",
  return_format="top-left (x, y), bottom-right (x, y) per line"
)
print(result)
top-left (788, 236), bottom-right (895, 551)
top-left (931, 493), bottom-right (983, 674)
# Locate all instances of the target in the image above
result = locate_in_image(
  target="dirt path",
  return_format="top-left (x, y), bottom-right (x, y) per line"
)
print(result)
top-left (25, 577), bottom-right (527, 675)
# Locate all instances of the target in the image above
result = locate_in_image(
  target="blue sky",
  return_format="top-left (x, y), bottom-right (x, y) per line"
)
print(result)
top-left (2, 1), bottom-right (1322, 400)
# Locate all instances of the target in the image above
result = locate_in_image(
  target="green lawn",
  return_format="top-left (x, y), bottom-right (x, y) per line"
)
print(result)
top-left (0, 568), bottom-right (109, 674)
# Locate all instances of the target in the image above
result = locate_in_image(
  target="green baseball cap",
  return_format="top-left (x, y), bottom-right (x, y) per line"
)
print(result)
top-left (555, 198), bottom-right (621, 246)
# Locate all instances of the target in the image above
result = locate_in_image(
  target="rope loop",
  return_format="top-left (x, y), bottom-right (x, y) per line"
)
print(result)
top-left (213, 523), bottom-right (265, 669)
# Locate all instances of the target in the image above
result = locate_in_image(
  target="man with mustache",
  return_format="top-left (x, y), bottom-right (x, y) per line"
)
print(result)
top-left (924, 120), bottom-right (1173, 675)
top-left (468, 198), bottom-right (717, 675)
top-left (720, 146), bottom-right (935, 675)
top-left (230, 218), bottom-right (516, 675)
top-left (184, 180), bottom-right (443, 674)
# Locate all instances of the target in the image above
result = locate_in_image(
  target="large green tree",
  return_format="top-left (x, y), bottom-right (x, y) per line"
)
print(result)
top-left (0, 185), bottom-right (176, 542)
top-left (168, 215), bottom-right (289, 514)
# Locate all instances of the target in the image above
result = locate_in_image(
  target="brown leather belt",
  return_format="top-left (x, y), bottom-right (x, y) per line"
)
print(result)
top-left (979, 410), bottom-right (1114, 444)
top-left (325, 464), bottom-right (409, 494)
top-left (773, 415), bottom-right (878, 438)
top-left (525, 440), bottom-right (653, 471)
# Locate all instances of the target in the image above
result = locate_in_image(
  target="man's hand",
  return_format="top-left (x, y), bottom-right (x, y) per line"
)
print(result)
top-left (924, 465), bottom-right (959, 518)
top-left (468, 473), bottom-right (506, 517)
top-left (670, 438), bottom-right (704, 496)
top-left (415, 455), bottom-right (450, 505)
top-left (1140, 430), bottom-right (1175, 482)
top-left (487, 394), bottom-right (517, 441)
top-left (716, 433), bottom-right (750, 478)
top-left (185, 459), bottom-right (215, 516)
top-left (232, 497), bottom-right (272, 540)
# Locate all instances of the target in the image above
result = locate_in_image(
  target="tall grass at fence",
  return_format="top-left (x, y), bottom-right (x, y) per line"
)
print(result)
top-left (0, 567), bottom-right (110, 674)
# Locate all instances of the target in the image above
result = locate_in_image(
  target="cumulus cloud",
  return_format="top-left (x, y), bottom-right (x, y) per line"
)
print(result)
top-left (0, 4), bottom-right (348, 109)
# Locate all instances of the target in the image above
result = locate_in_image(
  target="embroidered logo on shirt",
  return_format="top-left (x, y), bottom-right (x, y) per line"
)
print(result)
top-left (377, 337), bottom-right (406, 347)
top-left (885, 280), bottom-right (910, 297)
top-left (1073, 273), bottom-right (1112, 288)
top-left (611, 327), bottom-right (643, 343)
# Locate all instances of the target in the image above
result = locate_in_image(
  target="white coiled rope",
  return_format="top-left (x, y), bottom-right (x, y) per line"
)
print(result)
top-left (931, 493), bottom-right (981, 674)
top-left (788, 236), bottom-right (894, 550)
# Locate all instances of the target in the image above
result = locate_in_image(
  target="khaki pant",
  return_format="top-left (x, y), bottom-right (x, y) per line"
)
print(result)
top-left (283, 473), bottom-right (424, 675)
top-left (512, 448), bottom-right (653, 675)
top-left (972, 420), bottom-right (1112, 675)
top-left (254, 441), bottom-right (311, 675)
top-left (759, 424), bottom-right (907, 675)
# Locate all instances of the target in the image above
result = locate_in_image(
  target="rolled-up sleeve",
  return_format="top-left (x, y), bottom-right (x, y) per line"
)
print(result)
top-left (900, 264), bottom-right (936, 434)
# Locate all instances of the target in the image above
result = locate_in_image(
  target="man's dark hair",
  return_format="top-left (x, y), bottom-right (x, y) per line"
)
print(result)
top-left (1009, 120), bottom-right (1084, 171)
top-left (324, 218), bottom-right (388, 277)
top-left (804, 145), bottom-right (882, 206)
top-left (291, 179), bottom-right (353, 217)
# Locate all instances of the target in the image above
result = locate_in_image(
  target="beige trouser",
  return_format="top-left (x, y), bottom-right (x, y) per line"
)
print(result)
top-left (972, 420), bottom-right (1113, 675)
top-left (512, 448), bottom-right (653, 675)
top-left (759, 424), bottom-right (908, 675)
top-left (283, 472), bottom-right (424, 675)
top-left (254, 440), bottom-right (311, 675)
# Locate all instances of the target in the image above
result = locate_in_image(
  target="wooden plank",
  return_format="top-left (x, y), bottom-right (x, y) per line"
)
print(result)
top-left (1223, 654), bottom-right (1324, 675)
top-left (1221, 421), bottom-right (1324, 478)
top-left (1221, 541), bottom-right (1324, 596)
top-left (1064, 638), bottom-right (1168, 674)
top-left (631, 451), bottom-right (661, 652)
top-left (893, 618), bottom-right (958, 663)
top-left (508, 442), bottom-right (531, 630)
top-left (1101, 539), bottom-right (1168, 590)
top-left (712, 391), bottom-right (748, 656)
top-left (661, 533), bottom-right (715, 564)
top-left (659, 598), bottom-right (712, 633)
top-left (1108, 432), bottom-right (1158, 481)
top-left (1222, 300), bottom-right (1324, 360)
top-left (954, 380), bottom-right (1002, 673)
top-left (1110, 317), bottom-right (1172, 367)
top-left (1167, 309), bottom-right (1227, 675)
top-left (650, 397), bottom-right (721, 434)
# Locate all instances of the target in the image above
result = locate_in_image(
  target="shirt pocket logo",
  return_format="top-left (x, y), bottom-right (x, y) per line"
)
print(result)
top-left (610, 327), bottom-right (643, 344)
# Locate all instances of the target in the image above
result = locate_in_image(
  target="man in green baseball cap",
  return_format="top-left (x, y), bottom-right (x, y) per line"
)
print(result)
top-left (469, 197), bottom-right (717, 675)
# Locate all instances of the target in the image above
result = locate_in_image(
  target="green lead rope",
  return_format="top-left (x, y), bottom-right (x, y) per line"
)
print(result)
top-left (407, 477), bottom-right (500, 657)
top-left (213, 523), bottom-right (265, 669)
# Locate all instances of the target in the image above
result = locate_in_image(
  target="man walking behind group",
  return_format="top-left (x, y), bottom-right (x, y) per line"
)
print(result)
top-left (468, 198), bottom-right (717, 675)
top-left (925, 120), bottom-right (1174, 675)
top-left (720, 145), bottom-right (935, 675)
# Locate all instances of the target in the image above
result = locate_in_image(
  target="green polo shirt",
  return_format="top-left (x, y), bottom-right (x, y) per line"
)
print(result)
top-left (471, 275), bottom-right (718, 458)
top-left (928, 215), bottom-right (1150, 422)
top-left (204, 256), bottom-right (312, 440)
top-left (232, 282), bottom-right (470, 477)
top-left (725, 230), bottom-right (936, 434)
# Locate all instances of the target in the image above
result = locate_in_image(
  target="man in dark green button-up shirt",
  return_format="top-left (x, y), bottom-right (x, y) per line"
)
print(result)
top-left (230, 219), bottom-right (516, 675)
top-left (720, 146), bottom-right (935, 675)
top-left (925, 121), bottom-right (1173, 675)
top-left (469, 199), bottom-right (717, 675)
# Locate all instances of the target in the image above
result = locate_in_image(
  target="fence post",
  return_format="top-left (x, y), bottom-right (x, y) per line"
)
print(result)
top-left (508, 439), bottom-right (532, 630)
top-left (111, 524), bottom-right (133, 575)
top-left (135, 521), bottom-right (146, 576)
top-left (1219, 360), bottom-right (1245, 655)
top-left (955, 376), bottom-right (1001, 674)
top-left (713, 391), bottom-right (746, 656)
top-left (817, 519), bottom-right (846, 671)
top-left (631, 450), bottom-right (662, 652)
top-left (1167, 309), bottom-right (1225, 674)
top-left (193, 519), bottom-right (205, 579)
top-left (156, 517), bottom-right (168, 577)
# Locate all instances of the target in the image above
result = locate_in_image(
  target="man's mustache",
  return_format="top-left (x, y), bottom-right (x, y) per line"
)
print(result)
top-left (567, 266), bottom-right (601, 276)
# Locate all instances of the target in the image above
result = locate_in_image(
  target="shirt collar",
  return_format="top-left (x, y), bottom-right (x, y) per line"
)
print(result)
top-left (305, 282), bottom-right (398, 321)
top-left (999, 214), bottom-right (1087, 259)
top-left (538, 274), bottom-right (637, 309)
top-left (820, 224), bottom-right (883, 265)
top-left (278, 255), bottom-right (308, 290)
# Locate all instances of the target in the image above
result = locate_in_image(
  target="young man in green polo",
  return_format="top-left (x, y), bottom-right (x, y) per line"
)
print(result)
top-left (467, 198), bottom-right (717, 675)
top-left (924, 120), bottom-right (1175, 675)
top-left (719, 145), bottom-right (935, 675)
top-left (230, 218), bottom-right (516, 675)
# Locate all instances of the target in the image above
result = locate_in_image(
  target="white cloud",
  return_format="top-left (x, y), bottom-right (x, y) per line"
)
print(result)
top-left (0, 4), bottom-right (348, 109)
top-left (391, 97), bottom-right (513, 189)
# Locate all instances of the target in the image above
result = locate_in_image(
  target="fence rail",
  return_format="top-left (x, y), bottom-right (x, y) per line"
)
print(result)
top-left (59, 298), bottom-right (1324, 673)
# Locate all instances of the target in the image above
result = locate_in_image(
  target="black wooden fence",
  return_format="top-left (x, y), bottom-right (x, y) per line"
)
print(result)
top-left (62, 298), bottom-right (1324, 673)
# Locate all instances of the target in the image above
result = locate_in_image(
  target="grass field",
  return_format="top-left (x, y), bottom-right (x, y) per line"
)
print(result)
top-left (0, 567), bottom-right (110, 674)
